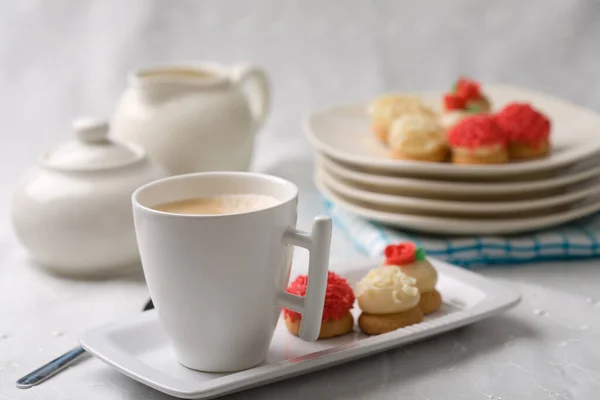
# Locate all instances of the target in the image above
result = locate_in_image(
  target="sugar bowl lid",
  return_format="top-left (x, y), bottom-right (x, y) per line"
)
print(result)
top-left (43, 117), bottom-right (145, 171)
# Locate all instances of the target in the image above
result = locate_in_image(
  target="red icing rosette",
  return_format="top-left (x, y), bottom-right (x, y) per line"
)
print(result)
top-left (455, 78), bottom-right (482, 101)
top-left (447, 114), bottom-right (507, 149)
top-left (443, 94), bottom-right (466, 111)
top-left (384, 242), bottom-right (417, 265)
top-left (495, 102), bottom-right (551, 146)
top-left (443, 77), bottom-right (485, 112)
top-left (283, 271), bottom-right (354, 322)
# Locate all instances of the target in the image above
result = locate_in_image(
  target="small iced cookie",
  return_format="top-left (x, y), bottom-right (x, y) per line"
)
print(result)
top-left (447, 115), bottom-right (508, 164)
top-left (388, 113), bottom-right (448, 162)
top-left (283, 271), bottom-right (355, 339)
top-left (443, 77), bottom-right (492, 114)
top-left (356, 266), bottom-right (423, 335)
top-left (441, 78), bottom-right (491, 131)
top-left (495, 102), bottom-right (551, 160)
top-left (384, 242), bottom-right (442, 314)
top-left (368, 94), bottom-right (435, 144)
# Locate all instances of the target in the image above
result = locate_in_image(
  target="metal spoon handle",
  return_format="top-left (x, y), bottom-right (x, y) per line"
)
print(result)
top-left (16, 346), bottom-right (87, 389)
top-left (16, 300), bottom-right (153, 389)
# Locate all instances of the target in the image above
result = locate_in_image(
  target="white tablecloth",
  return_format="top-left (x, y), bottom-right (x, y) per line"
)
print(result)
top-left (1, 1), bottom-right (600, 399)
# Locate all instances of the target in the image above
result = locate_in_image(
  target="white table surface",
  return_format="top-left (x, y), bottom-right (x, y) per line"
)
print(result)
top-left (2, 1), bottom-right (600, 399)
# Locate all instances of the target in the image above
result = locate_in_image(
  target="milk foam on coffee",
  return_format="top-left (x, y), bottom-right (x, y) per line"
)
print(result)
top-left (154, 194), bottom-right (280, 215)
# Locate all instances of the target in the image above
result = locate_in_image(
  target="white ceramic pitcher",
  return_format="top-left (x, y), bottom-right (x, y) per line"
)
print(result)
top-left (111, 63), bottom-right (270, 176)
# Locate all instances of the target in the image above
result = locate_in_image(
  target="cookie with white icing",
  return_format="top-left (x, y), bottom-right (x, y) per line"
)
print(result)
top-left (356, 266), bottom-right (423, 334)
top-left (388, 113), bottom-right (448, 162)
top-left (383, 242), bottom-right (442, 314)
top-left (368, 94), bottom-right (435, 144)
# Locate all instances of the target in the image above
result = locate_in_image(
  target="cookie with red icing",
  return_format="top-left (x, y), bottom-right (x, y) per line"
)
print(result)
top-left (283, 271), bottom-right (355, 339)
top-left (449, 77), bottom-right (492, 113)
top-left (447, 114), bottom-right (508, 164)
top-left (495, 102), bottom-right (551, 160)
top-left (441, 77), bottom-right (492, 130)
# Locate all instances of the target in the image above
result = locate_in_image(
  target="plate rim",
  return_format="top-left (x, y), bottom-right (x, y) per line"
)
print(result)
top-left (319, 155), bottom-right (600, 196)
top-left (317, 177), bottom-right (600, 235)
top-left (80, 258), bottom-right (520, 399)
top-left (305, 83), bottom-right (600, 177)
top-left (318, 167), bottom-right (600, 215)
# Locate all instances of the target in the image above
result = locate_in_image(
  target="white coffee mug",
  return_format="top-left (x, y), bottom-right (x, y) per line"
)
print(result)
top-left (132, 172), bottom-right (332, 372)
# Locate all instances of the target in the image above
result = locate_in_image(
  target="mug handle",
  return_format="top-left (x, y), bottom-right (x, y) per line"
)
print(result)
top-left (230, 64), bottom-right (271, 135)
top-left (278, 216), bottom-right (332, 341)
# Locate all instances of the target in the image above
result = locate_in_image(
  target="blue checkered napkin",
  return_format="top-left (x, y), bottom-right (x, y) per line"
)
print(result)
top-left (324, 200), bottom-right (600, 268)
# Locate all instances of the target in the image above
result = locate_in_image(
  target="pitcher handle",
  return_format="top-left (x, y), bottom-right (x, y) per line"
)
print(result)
top-left (231, 64), bottom-right (271, 135)
top-left (277, 216), bottom-right (332, 341)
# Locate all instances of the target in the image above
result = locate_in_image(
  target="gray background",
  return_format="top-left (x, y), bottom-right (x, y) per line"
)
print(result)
top-left (2, 1), bottom-right (600, 399)
top-left (2, 0), bottom-right (600, 188)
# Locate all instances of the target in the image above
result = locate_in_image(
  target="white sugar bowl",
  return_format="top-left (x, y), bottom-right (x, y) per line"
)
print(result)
top-left (11, 117), bottom-right (166, 277)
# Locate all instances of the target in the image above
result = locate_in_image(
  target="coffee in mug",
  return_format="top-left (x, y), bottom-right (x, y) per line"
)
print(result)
top-left (153, 194), bottom-right (279, 215)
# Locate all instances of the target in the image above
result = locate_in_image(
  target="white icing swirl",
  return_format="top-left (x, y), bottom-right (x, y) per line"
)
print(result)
top-left (369, 94), bottom-right (434, 125)
top-left (356, 267), bottom-right (421, 314)
top-left (388, 113), bottom-right (446, 156)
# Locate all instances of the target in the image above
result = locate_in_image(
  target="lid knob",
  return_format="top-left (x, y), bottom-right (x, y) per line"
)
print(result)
top-left (73, 117), bottom-right (110, 144)
top-left (42, 117), bottom-right (144, 171)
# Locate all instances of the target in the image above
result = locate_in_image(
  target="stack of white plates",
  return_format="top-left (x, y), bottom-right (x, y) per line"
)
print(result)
top-left (305, 84), bottom-right (600, 235)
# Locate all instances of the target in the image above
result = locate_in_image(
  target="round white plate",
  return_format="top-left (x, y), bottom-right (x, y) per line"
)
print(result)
top-left (318, 168), bottom-right (600, 216)
top-left (306, 84), bottom-right (600, 178)
top-left (317, 177), bottom-right (600, 235)
top-left (319, 155), bottom-right (600, 199)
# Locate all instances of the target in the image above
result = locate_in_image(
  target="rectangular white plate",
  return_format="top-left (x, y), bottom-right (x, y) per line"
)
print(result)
top-left (80, 258), bottom-right (520, 399)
